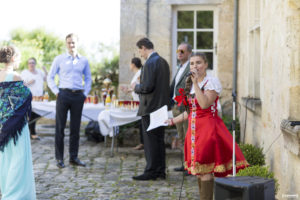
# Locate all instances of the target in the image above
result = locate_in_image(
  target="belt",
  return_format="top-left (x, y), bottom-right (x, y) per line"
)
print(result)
top-left (60, 88), bottom-right (83, 93)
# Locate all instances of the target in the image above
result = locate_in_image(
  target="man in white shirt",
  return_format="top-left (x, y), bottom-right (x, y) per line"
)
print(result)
top-left (21, 57), bottom-right (47, 140)
top-left (169, 42), bottom-right (192, 172)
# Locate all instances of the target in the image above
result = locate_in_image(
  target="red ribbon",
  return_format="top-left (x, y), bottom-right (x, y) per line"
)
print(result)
top-left (174, 88), bottom-right (187, 106)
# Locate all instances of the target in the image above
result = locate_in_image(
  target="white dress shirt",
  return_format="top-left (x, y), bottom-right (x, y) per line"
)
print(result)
top-left (21, 69), bottom-right (45, 96)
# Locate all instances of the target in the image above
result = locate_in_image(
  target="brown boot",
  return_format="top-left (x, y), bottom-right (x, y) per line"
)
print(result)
top-left (197, 177), bottom-right (201, 197)
top-left (200, 179), bottom-right (214, 200)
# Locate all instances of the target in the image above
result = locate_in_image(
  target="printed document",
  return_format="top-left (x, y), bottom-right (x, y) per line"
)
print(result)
top-left (147, 105), bottom-right (168, 132)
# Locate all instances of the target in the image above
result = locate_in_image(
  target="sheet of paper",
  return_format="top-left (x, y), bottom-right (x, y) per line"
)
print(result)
top-left (147, 105), bottom-right (168, 132)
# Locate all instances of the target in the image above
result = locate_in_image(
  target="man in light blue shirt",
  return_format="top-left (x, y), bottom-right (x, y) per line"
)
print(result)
top-left (47, 33), bottom-right (92, 168)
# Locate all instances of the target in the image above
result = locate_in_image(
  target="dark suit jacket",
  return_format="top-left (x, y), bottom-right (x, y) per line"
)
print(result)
top-left (169, 62), bottom-right (190, 112)
top-left (134, 52), bottom-right (170, 116)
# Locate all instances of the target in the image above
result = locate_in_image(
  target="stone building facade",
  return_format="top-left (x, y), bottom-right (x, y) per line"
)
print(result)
top-left (119, 0), bottom-right (234, 108)
top-left (237, 0), bottom-right (300, 198)
top-left (120, 0), bottom-right (300, 198)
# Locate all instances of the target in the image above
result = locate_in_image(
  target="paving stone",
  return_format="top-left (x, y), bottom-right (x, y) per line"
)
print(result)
top-left (0, 127), bottom-right (200, 200)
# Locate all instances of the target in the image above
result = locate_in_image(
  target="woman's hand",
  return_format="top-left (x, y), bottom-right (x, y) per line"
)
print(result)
top-left (165, 118), bottom-right (174, 126)
top-left (190, 68), bottom-right (200, 84)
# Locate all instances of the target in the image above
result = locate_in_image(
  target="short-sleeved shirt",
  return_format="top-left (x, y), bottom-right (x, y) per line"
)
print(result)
top-left (190, 74), bottom-right (222, 95)
top-left (21, 69), bottom-right (45, 96)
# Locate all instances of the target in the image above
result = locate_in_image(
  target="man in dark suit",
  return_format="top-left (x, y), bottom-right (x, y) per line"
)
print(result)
top-left (170, 42), bottom-right (192, 172)
top-left (132, 38), bottom-right (170, 181)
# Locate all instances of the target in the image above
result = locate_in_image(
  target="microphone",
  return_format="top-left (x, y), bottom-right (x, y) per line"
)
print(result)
top-left (186, 72), bottom-right (193, 77)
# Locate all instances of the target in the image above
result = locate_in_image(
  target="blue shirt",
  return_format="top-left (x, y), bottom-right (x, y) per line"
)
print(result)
top-left (47, 53), bottom-right (92, 96)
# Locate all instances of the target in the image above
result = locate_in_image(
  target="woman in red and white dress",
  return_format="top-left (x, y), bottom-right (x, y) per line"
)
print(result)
top-left (166, 53), bottom-right (248, 200)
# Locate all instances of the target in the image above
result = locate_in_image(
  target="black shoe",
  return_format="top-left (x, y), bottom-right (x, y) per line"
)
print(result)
top-left (156, 174), bottom-right (166, 180)
top-left (69, 158), bottom-right (86, 167)
top-left (174, 166), bottom-right (184, 172)
top-left (132, 174), bottom-right (156, 181)
top-left (56, 160), bottom-right (65, 168)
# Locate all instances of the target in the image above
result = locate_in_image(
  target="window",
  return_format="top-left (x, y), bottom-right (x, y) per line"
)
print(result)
top-left (248, 0), bottom-right (261, 98)
top-left (173, 6), bottom-right (217, 73)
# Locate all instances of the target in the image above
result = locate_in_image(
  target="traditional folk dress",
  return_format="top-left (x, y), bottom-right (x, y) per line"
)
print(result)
top-left (0, 73), bottom-right (36, 200)
top-left (183, 75), bottom-right (249, 177)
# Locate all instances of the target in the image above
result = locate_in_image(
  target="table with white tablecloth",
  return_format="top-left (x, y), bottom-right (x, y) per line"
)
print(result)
top-left (32, 101), bottom-right (105, 122)
top-left (32, 101), bottom-right (140, 156)
top-left (98, 108), bottom-right (141, 137)
top-left (97, 108), bottom-right (141, 156)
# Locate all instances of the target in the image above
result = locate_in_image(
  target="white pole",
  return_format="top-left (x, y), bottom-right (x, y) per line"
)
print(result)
top-left (232, 101), bottom-right (236, 176)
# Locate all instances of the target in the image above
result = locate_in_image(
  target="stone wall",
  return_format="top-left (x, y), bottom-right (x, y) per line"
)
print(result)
top-left (119, 0), bottom-right (234, 114)
top-left (237, 0), bottom-right (300, 197)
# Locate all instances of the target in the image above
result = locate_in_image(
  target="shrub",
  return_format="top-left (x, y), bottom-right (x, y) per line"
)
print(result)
top-left (239, 143), bottom-right (265, 166)
top-left (222, 114), bottom-right (240, 143)
top-left (237, 165), bottom-right (279, 195)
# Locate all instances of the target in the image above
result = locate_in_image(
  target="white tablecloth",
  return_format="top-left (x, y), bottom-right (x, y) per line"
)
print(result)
top-left (98, 108), bottom-right (141, 137)
top-left (32, 101), bottom-right (105, 122)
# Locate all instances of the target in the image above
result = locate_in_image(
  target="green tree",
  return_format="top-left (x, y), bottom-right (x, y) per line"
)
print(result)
top-left (1, 28), bottom-right (119, 99)
top-left (8, 28), bottom-right (65, 71)
top-left (90, 55), bottom-right (119, 95)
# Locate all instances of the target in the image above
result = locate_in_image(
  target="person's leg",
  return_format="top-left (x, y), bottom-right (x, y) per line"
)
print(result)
top-left (141, 116), bottom-right (152, 175)
top-left (155, 126), bottom-right (166, 178)
top-left (143, 115), bottom-right (165, 178)
top-left (199, 174), bottom-right (214, 200)
top-left (69, 92), bottom-right (85, 160)
top-left (172, 106), bottom-right (184, 149)
top-left (139, 120), bottom-right (144, 144)
top-left (55, 91), bottom-right (69, 161)
top-left (133, 120), bottom-right (144, 150)
top-left (29, 112), bottom-right (40, 136)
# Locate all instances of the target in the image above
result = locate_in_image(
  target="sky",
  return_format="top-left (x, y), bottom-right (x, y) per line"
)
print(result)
top-left (0, 0), bottom-right (120, 60)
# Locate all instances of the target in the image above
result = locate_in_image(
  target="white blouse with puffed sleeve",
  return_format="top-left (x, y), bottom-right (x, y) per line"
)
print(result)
top-left (190, 74), bottom-right (222, 95)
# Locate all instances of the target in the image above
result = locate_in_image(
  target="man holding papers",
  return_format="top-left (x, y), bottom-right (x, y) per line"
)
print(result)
top-left (132, 38), bottom-right (170, 181)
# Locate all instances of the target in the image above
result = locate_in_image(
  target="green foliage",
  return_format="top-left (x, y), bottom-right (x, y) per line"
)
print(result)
top-left (239, 143), bottom-right (265, 166)
top-left (237, 165), bottom-right (279, 194)
top-left (90, 55), bottom-right (119, 95)
top-left (1, 28), bottom-right (119, 100)
top-left (222, 114), bottom-right (240, 143)
top-left (9, 28), bottom-right (65, 70)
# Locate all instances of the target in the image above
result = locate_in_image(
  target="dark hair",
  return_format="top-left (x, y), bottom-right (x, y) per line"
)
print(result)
top-left (136, 37), bottom-right (154, 49)
top-left (179, 42), bottom-right (193, 52)
top-left (65, 33), bottom-right (78, 41)
top-left (27, 57), bottom-right (37, 64)
top-left (0, 46), bottom-right (17, 63)
top-left (131, 57), bottom-right (142, 69)
top-left (184, 52), bottom-right (208, 95)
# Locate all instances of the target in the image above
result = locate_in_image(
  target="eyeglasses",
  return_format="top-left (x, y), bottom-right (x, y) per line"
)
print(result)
top-left (176, 49), bottom-right (185, 54)
top-left (28, 62), bottom-right (36, 65)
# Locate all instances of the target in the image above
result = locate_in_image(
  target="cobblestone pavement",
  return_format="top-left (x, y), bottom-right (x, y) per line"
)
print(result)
top-left (1, 126), bottom-right (200, 200)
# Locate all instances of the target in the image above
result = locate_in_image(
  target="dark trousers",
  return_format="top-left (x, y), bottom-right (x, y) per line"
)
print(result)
top-left (29, 111), bottom-right (41, 135)
top-left (142, 115), bottom-right (166, 177)
top-left (138, 120), bottom-right (144, 144)
top-left (55, 89), bottom-right (85, 160)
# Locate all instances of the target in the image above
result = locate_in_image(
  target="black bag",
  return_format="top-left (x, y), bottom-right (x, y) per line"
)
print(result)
top-left (85, 121), bottom-right (104, 143)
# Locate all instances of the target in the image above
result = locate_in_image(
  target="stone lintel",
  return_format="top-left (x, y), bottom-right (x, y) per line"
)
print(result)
top-left (241, 97), bottom-right (262, 116)
top-left (166, 0), bottom-right (221, 5)
top-left (281, 119), bottom-right (300, 157)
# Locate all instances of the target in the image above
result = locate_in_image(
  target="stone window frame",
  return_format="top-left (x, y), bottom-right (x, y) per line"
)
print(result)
top-left (247, 0), bottom-right (261, 99)
top-left (171, 5), bottom-right (218, 78)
